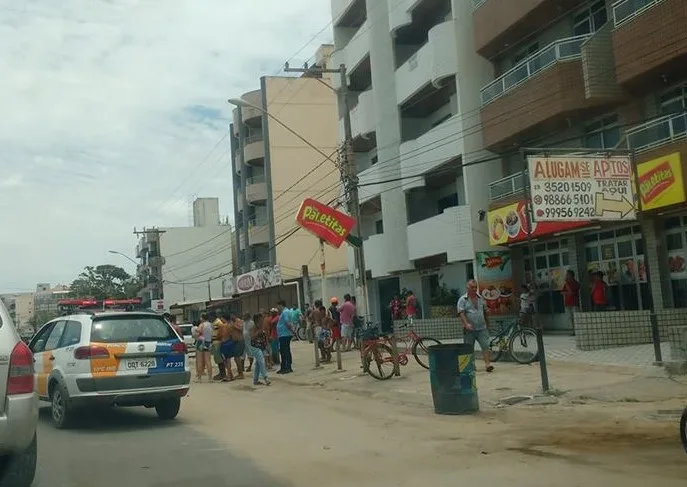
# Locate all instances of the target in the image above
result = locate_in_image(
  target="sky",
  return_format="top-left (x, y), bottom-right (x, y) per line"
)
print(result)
top-left (0, 0), bottom-right (333, 293)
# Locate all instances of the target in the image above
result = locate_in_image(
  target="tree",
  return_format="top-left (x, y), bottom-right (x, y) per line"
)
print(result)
top-left (70, 265), bottom-right (141, 300)
top-left (28, 310), bottom-right (59, 332)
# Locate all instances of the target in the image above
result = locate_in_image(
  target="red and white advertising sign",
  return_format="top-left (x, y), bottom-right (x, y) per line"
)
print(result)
top-left (295, 198), bottom-right (356, 248)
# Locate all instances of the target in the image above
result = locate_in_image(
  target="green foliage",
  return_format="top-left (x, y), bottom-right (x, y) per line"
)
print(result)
top-left (430, 284), bottom-right (460, 306)
top-left (70, 264), bottom-right (141, 300)
top-left (28, 310), bottom-right (60, 331)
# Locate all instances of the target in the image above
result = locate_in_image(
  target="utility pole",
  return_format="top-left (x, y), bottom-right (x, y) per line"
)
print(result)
top-left (207, 279), bottom-right (212, 302)
top-left (284, 62), bottom-right (369, 318)
top-left (133, 227), bottom-right (166, 304)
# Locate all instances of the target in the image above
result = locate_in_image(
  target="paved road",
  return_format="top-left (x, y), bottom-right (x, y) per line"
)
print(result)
top-left (34, 404), bottom-right (287, 487)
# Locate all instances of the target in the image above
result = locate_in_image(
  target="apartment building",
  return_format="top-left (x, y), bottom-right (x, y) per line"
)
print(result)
top-left (229, 44), bottom-right (351, 300)
top-left (330, 0), bottom-right (499, 321)
top-left (136, 197), bottom-right (233, 309)
top-left (473, 0), bottom-right (687, 340)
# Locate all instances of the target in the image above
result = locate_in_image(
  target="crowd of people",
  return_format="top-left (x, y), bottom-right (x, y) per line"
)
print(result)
top-left (186, 294), bottom-right (360, 386)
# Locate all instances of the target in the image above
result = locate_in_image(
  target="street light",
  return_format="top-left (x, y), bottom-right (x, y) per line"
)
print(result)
top-left (108, 250), bottom-right (138, 266)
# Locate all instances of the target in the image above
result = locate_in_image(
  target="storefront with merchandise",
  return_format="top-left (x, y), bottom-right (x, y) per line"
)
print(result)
top-left (486, 148), bottom-right (687, 342)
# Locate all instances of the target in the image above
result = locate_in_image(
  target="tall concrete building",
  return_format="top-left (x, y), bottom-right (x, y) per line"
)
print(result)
top-left (471, 0), bottom-right (687, 341)
top-left (330, 0), bottom-right (498, 321)
top-left (230, 44), bottom-right (350, 293)
top-left (137, 197), bottom-right (233, 309)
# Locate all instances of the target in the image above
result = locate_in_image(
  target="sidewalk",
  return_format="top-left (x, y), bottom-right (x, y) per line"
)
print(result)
top-left (279, 340), bottom-right (687, 412)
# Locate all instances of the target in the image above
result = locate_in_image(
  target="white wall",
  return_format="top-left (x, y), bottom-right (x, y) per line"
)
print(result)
top-left (160, 226), bottom-right (233, 306)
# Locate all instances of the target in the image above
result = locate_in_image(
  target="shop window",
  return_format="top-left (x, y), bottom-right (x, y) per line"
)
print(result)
top-left (524, 243), bottom-right (571, 315)
top-left (573, 0), bottom-right (608, 36)
top-left (585, 225), bottom-right (650, 310)
top-left (664, 215), bottom-right (687, 307)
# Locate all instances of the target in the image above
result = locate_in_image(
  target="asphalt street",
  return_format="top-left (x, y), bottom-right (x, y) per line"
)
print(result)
top-left (33, 404), bottom-right (288, 487)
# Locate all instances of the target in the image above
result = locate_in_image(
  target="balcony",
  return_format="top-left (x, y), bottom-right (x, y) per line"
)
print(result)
top-left (473, 0), bottom-right (587, 59)
top-left (399, 114), bottom-right (463, 191)
top-left (239, 90), bottom-right (263, 127)
top-left (388, 0), bottom-right (415, 33)
top-left (246, 175), bottom-right (267, 204)
top-left (350, 89), bottom-right (376, 138)
top-left (344, 20), bottom-right (371, 75)
top-left (627, 112), bottom-right (687, 154)
top-left (480, 35), bottom-right (611, 150)
top-left (407, 206), bottom-right (474, 262)
top-left (234, 151), bottom-right (242, 176)
top-left (332, 0), bottom-right (364, 27)
top-left (244, 134), bottom-right (264, 165)
top-left (489, 172), bottom-right (526, 202)
top-left (395, 19), bottom-right (459, 106)
top-left (612, 0), bottom-right (687, 91)
top-left (248, 219), bottom-right (269, 246)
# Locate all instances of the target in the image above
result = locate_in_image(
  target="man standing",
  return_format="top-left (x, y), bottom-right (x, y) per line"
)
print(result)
top-left (561, 270), bottom-right (580, 335)
top-left (457, 279), bottom-right (494, 373)
top-left (339, 294), bottom-right (356, 352)
top-left (276, 300), bottom-right (295, 374)
top-left (228, 314), bottom-right (246, 380)
top-left (217, 315), bottom-right (235, 382)
top-left (210, 313), bottom-right (227, 381)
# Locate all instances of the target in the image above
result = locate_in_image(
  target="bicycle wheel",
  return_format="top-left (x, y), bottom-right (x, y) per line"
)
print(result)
top-left (680, 407), bottom-right (687, 454)
top-left (508, 328), bottom-right (539, 364)
top-left (295, 326), bottom-right (307, 341)
top-left (488, 336), bottom-right (505, 362)
top-left (365, 343), bottom-right (395, 380)
top-left (411, 338), bottom-right (441, 369)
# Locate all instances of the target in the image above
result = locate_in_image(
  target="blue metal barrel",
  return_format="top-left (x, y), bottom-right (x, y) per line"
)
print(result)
top-left (428, 343), bottom-right (479, 415)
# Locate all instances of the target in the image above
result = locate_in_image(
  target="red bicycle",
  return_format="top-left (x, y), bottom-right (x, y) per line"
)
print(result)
top-left (361, 323), bottom-right (441, 380)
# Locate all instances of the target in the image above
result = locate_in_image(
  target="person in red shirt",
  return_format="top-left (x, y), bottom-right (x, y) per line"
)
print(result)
top-left (591, 271), bottom-right (607, 312)
top-left (561, 270), bottom-right (580, 335)
top-left (405, 290), bottom-right (417, 324)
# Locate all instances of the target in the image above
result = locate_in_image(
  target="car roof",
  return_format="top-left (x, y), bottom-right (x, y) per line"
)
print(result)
top-left (63, 311), bottom-right (164, 320)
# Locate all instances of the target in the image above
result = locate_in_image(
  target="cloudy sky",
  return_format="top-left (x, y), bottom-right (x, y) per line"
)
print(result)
top-left (0, 0), bottom-right (332, 292)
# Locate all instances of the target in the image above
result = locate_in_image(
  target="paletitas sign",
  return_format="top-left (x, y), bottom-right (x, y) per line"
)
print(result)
top-left (637, 152), bottom-right (685, 211)
top-left (528, 155), bottom-right (636, 222)
top-left (295, 198), bottom-right (356, 248)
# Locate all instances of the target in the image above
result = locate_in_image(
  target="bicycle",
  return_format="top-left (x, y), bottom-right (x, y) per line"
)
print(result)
top-left (390, 321), bottom-right (441, 369)
top-left (680, 407), bottom-right (686, 454)
top-left (487, 319), bottom-right (539, 364)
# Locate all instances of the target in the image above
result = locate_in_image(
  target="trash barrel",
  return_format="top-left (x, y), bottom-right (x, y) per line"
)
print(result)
top-left (428, 343), bottom-right (479, 415)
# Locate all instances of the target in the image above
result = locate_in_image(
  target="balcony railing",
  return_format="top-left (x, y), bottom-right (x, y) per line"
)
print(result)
top-left (245, 133), bottom-right (263, 145)
top-left (627, 111), bottom-right (687, 153)
top-left (247, 174), bottom-right (265, 185)
top-left (480, 34), bottom-right (591, 106)
top-left (612, 0), bottom-right (665, 28)
top-left (489, 172), bottom-right (526, 201)
top-left (472, 0), bottom-right (487, 9)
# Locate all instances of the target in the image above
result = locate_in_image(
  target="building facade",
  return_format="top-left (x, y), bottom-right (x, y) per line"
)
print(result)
top-left (230, 45), bottom-right (350, 293)
top-left (330, 0), bottom-right (499, 321)
top-left (136, 197), bottom-right (233, 309)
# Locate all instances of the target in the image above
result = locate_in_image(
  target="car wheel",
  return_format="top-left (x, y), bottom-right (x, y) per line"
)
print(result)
top-left (50, 383), bottom-right (72, 429)
top-left (0, 433), bottom-right (37, 487)
top-left (155, 397), bottom-right (181, 420)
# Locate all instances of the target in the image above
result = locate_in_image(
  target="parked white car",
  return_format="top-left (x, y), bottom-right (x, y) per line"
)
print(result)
top-left (0, 299), bottom-right (38, 487)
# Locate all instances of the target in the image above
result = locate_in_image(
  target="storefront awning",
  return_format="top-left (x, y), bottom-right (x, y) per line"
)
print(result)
top-left (169, 299), bottom-right (207, 308)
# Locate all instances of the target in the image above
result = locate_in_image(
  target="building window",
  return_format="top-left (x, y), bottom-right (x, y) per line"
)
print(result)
top-left (512, 41), bottom-right (539, 67)
top-left (663, 216), bottom-right (687, 308)
top-left (584, 225), bottom-right (650, 310)
top-left (584, 114), bottom-right (621, 149)
top-left (523, 240), bottom-right (570, 314)
top-left (659, 83), bottom-right (687, 115)
top-left (573, 0), bottom-right (607, 36)
top-left (437, 193), bottom-right (458, 214)
top-left (375, 220), bottom-right (384, 234)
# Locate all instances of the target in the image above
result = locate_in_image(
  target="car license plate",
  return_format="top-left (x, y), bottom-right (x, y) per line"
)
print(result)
top-left (125, 359), bottom-right (156, 370)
